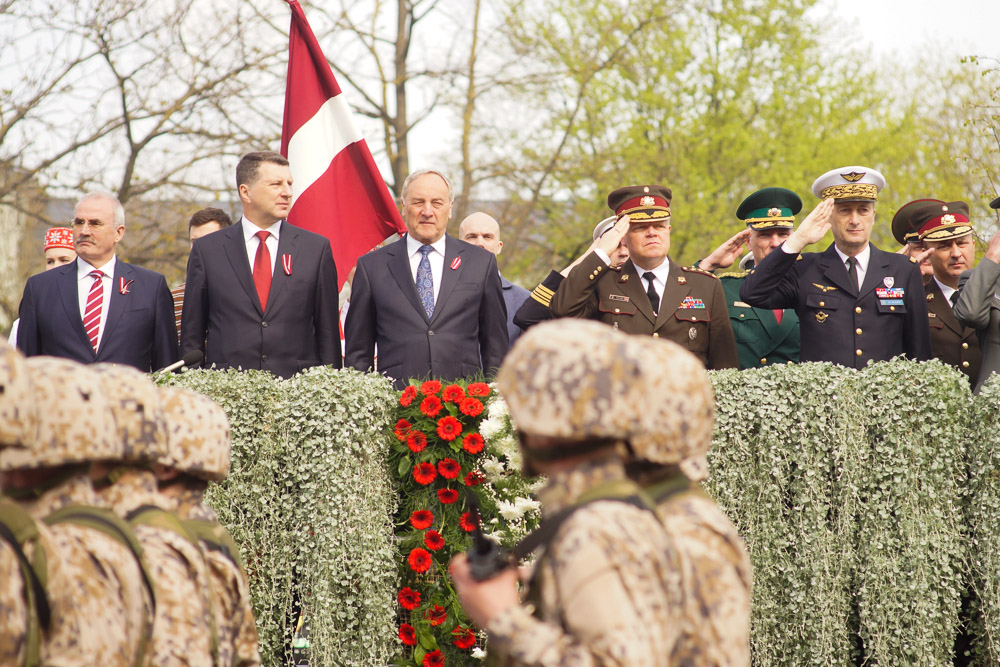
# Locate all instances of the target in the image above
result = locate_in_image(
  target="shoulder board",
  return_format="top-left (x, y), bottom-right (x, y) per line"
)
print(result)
top-left (910, 256), bottom-right (918, 263)
top-left (682, 265), bottom-right (719, 279)
top-left (796, 254), bottom-right (804, 261)
top-left (720, 270), bottom-right (750, 279)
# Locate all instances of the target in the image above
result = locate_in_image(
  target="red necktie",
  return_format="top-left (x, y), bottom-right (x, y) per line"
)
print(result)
top-left (83, 270), bottom-right (104, 352)
top-left (773, 309), bottom-right (783, 325)
top-left (253, 230), bottom-right (272, 311)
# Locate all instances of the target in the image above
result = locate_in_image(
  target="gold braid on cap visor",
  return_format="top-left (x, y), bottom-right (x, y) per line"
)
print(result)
top-left (820, 183), bottom-right (878, 200)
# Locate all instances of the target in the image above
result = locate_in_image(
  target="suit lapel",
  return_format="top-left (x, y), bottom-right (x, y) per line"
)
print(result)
top-left (223, 223), bottom-right (263, 316)
top-left (859, 245), bottom-right (890, 299)
top-left (655, 260), bottom-right (690, 329)
top-left (265, 223), bottom-right (296, 313)
top-left (617, 261), bottom-right (656, 325)
top-left (432, 237), bottom-right (464, 325)
top-left (386, 237), bottom-right (430, 323)
top-left (928, 279), bottom-right (968, 337)
top-left (99, 261), bottom-right (133, 354)
top-left (58, 262), bottom-right (92, 352)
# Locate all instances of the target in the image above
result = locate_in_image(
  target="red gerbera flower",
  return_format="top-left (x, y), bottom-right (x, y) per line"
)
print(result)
top-left (467, 382), bottom-right (490, 398)
top-left (399, 623), bottom-right (417, 646)
top-left (424, 530), bottom-right (445, 551)
top-left (462, 432), bottom-right (485, 454)
top-left (420, 396), bottom-right (443, 417)
top-left (459, 397), bottom-right (484, 417)
top-left (426, 604), bottom-right (448, 627)
top-left (408, 547), bottom-right (432, 573)
top-left (407, 430), bottom-right (428, 453)
top-left (442, 384), bottom-right (465, 403)
top-left (413, 462), bottom-right (437, 485)
top-left (438, 458), bottom-right (461, 480)
top-left (400, 385), bottom-right (417, 407)
top-left (437, 488), bottom-right (459, 504)
top-left (436, 416), bottom-right (462, 441)
top-left (422, 650), bottom-right (444, 667)
top-left (398, 587), bottom-right (421, 610)
top-left (420, 380), bottom-right (442, 396)
top-left (409, 510), bottom-right (434, 530)
top-left (393, 418), bottom-right (411, 441)
top-left (459, 512), bottom-right (478, 532)
top-left (464, 470), bottom-right (485, 487)
top-left (452, 626), bottom-right (476, 650)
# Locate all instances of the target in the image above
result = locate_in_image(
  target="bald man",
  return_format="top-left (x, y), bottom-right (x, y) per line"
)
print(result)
top-left (459, 212), bottom-right (529, 350)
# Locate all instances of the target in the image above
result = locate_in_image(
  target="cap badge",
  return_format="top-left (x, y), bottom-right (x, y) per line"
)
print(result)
top-left (941, 214), bottom-right (956, 225)
top-left (767, 207), bottom-right (782, 217)
top-left (640, 196), bottom-right (655, 207)
top-left (883, 277), bottom-right (894, 289)
top-left (841, 171), bottom-right (865, 182)
top-left (643, 186), bottom-right (650, 193)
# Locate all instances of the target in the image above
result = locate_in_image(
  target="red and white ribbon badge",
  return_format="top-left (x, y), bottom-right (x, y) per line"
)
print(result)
top-left (282, 254), bottom-right (293, 276)
top-left (119, 278), bottom-right (134, 295)
top-left (450, 257), bottom-right (462, 270)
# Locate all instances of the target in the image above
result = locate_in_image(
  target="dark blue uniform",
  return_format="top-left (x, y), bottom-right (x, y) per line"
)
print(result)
top-left (739, 243), bottom-right (931, 368)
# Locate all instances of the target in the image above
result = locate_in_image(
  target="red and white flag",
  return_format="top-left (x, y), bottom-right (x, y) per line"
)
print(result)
top-left (280, 0), bottom-right (405, 289)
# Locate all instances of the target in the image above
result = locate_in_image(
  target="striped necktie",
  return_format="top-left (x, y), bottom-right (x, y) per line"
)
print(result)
top-left (83, 270), bottom-right (104, 352)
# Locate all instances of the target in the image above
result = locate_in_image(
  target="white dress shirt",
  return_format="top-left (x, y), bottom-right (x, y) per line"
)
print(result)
top-left (242, 217), bottom-right (280, 276)
top-left (406, 234), bottom-right (446, 302)
top-left (834, 244), bottom-right (871, 291)
top-left (934, 277), bottom-right (957, 307)
top-left (636, 258), bottom-right (672, 309)
top-left (77, 255), bottom-right (116, 351)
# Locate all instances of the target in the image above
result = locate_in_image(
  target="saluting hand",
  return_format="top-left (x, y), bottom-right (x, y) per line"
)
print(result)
top-left (699, 229), bottom-right (751, 271)
top-left (594, 215), bottom-right (630, 258)
top-left (985, 228), bottom-right (1000, 264)
top-left (785, 198), bottom-right (835, 253)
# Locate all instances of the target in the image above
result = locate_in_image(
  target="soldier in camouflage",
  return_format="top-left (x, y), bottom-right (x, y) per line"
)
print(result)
top-left (1, 350), bottom-right (151, 665)
top-left (91, 363), bottom-right (216, 666)
top-left (450, 319), bottom-right (684, 665)
top-left (623, 337), bottom-right (753, 666)
top-left (155, 385), bottom-right (261, 667)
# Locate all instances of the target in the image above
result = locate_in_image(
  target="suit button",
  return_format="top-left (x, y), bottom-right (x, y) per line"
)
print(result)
top-left (962, 361), bottom-right (970, 368)
top-left (428, 330), bottom-right (435, 336)
top-left (690, 316), bottom-right (696, 321)
top-left (855, 328), bottom-right (862, 335)
top-left (760, 358), bottom-right (767, 365)
top-left (261, 354), bottom-right (268, 362)
top-left (890, 306), bottom-right (895, 311)
top-left (962, 342), bottom-right (969, 349)
top-left (855, 307), bottom-right (862, 314)
top-left (739, 314), bottom-right (744, 318)
top-left (614, 308), bottom-right (620, 313)
top-left (856, 349), bottom-right (863, 356)
top-left (819, 301), bottom-right (825, 307)
top-left (262, 321), bottom-right (268, 327)
top-left (652, 333), bottom-right (659, 338)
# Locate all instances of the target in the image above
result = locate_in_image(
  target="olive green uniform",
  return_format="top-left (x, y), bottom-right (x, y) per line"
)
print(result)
top-left (721, 271), bottom-right (799, 369)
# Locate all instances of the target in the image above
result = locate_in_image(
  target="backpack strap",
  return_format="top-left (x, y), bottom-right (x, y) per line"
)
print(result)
top-left (182, 518), bottom-right (246, 573)
top-left (0, 500), bottom-right (51, 667)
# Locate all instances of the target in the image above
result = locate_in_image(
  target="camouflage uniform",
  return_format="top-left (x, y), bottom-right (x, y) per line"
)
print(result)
top-left (159, 384), bottom-right (260, 667)
top-left (0, 538), bottom-right (29, 664)
top-left (489, 320), bottom-right (689, 666)
top-left (623, 331), bottom-right (753, 666)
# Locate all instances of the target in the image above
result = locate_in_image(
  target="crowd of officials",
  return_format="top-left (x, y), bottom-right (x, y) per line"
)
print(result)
top-left (5, 150), bottom-right (1000, 664)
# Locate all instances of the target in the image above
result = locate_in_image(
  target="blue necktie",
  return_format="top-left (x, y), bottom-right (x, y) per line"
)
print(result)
top-left (416, 245), bottom-right (435, 318)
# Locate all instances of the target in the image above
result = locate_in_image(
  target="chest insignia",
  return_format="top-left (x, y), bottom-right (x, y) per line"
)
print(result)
top-left (926, 293), bottom-right (934, 301)
top-left (812, 283), bottom-right (837, 292)
top-left (678, 296), bottom-right (706, 309)
top-left (733, 301), bottom-right (752, 308)
top-left (883, 276), bottom-right (894, 289)
top-left (688, 326), bottom-right (697, 340)
top-left (815, 311), bottom-right (829, 323)
top-left (608, 294), bottom-right (629, 302)
top-left (678, 276), bottom-right (687, 285)
top-left (619, 273), bottom-right (629, 283)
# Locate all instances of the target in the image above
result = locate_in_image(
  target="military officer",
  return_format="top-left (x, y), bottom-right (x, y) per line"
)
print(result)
top-left (716, 187), bottom-right (802, 369)
top-left (450, 319), bottom-right (683, 665)
top-left (890, 198), bottom-right (939, 283)
top-left (955, 196), bottom-right (1000, 393)
top-left (903, 200), bottom-right (982, 384)
top-left (550, 185), bottom-right (738, 369)
top-left (155, 386), bottom-right (261, 667)
top-left (623, 330), bottom-right (752, 665)
top-left (740, 166), bottom-right (931, 367)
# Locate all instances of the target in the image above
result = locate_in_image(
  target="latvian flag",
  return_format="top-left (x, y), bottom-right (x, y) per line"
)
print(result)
top-left (280, 0), bottom-right (406, 289)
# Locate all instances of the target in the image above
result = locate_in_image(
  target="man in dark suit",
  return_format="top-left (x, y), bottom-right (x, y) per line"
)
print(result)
top-left (17, 192), bottom-right (178, 371)
top-left (740, 166), bottom-right (931, 367)
top-left (955, 199), bottom-right (1000, 394)
top-left (180, 151), bottom-right (341, 379)
top-left (344, 169), bottom-right (508, 389)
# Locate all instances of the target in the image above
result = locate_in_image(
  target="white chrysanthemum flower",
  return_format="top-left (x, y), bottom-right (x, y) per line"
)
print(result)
top-left (514, 496), bottom-right (541, 514)
top-left (487, 396), bottom-right (508, 420)
top-left (472, 647), bottom-right (487, 660)
top-left (481, 456), bottom-right (506, 480)
top-left (479, 416), bottom-right (504, 440)
top-left (497, 499), bottom-right (525, 522)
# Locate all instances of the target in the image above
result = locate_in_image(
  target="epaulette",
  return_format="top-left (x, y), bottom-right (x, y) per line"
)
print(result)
top-left (720, 270), bottom-right (750, 279)
top-left (682, 265), bottom-right (719, 279)
top-left (909, 256), bottom-right (918, 263)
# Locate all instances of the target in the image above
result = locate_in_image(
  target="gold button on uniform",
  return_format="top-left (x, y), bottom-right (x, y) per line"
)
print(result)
top-left (614, 308), bottom-right (620, 313)
top-left (890, 306), bottom-right (895, 311)
top-left (856, 349), bottom-right (863, 356)
top-left (739, 314), bottom-right (745, 318)
top-left (760, 358), bottom-right (767, 365)
top-left (652, 333), bottom-right (659, 338)
top-left (819, 301), bottom-right (825, 307)
top-left (855, 328), bottom-right (862, 335)
top-left (962, 361), bottom-right (970, 368)
top-left (962, 342), bottom-right (969, 349)
top-left (855, 306), bottom-right (862, 314)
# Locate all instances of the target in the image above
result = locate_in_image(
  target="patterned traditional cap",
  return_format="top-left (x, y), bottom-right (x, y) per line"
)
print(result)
top-left (0, 357), bottom-right (120, 470)
top-left (736, 187), bottom-right (802, 231)
top-left (158, 386), bottom-right (231, 482)
top-left (811, 166), bottom-right (886, 202)
top-left (891, 198), bottom-right (944, 246)
top-left (607, 185), bottom-right (672, 221)
top-left (92, 363), bottom-right (167, 463)
top-left (43, 227), bottom-right (75, 251)
top-left (497, 319), bottom-right (714, 463)
top-left (913, 200), bottom-right (973, 243)
top-left (0, 339), bottom-right (37, 448)
top-left (592, 216), bottom-right (618, 241)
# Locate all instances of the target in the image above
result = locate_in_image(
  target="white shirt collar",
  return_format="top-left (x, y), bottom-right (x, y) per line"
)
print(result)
top-left (242, 217), bottom-right (281, 242)
top-left (406, 233), bottom-right (447, 258)
top-left (834, 243), bottom-right (870, 271)
top-left (636, 257), bottom-right (671, 282)
top-left (934, 277), bottom-right (957, 303)
top-left (77, 255), bottom-right (116, 279)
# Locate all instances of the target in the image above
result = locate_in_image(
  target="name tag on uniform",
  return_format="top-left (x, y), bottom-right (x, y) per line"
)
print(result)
top-left (608, 294), bottom-right (630, 302)
top-left (880, 299), bottom-right (904, 305)
top-left (678, 297), bottom-right (706, 309)
top-left (733, 301), bottom-right (752, 308)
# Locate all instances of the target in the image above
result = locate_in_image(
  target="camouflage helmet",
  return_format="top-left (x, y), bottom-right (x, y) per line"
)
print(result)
top-left (158, 386), bottom-right (231, 482)
top-left (497, 319), bottom-right (715, 463)
top-left (0, 339), bottom-right (37, 448)
top-left (91, 363), bottom-right (168, 463)
top-left (0, 357), bottom-right (120, 471)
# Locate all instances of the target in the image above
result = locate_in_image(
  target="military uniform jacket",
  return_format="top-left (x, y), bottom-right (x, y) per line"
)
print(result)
top-left (954, 258), bottom-right (1000, 393)
top-left (924, 279), bottom-right (981, 385)
top-left (721, 272), bottom-right (799, 369)
top-left (550, 253), bottom-right (738, 370)
top-left (739, 243), bottom-right (931, 368)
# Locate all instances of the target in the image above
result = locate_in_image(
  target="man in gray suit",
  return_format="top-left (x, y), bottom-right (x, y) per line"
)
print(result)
top-left (344, 169), bottom-right (508, 389)
top-left (954, 196), bottom-right (1000, 394)
top-left (459, 211), bottom-right (529, 350)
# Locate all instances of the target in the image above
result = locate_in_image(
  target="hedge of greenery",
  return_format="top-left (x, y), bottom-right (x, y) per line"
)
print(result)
top-left (159, 360), bottom-right (1000, 666)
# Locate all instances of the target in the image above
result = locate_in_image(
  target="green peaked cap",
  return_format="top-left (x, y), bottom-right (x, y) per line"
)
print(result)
top-left (736, 187), bottom-right (802, 230)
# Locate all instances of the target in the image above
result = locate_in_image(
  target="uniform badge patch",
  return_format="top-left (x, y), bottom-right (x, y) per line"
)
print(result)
top-left (678, 297), bottom-right (705, 309)
top-left (812, 283), bottom-right (837, 292)
top-left (883, 277), bottom-right (894, 289)
top-left (733, 301), bottom-right (752, 308)
top-left (815, 311), bottom-right (829, 323)
top-left (619, 274), bottom-right (629, 283)
top-left (688, 327), bottom-right (697, 340)
top-left (608, 294), bottom-right (629, 302)
top-left (678, 276), bottom-right (687, 285)
top-left (926, 293), bottom-right (934, 301)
